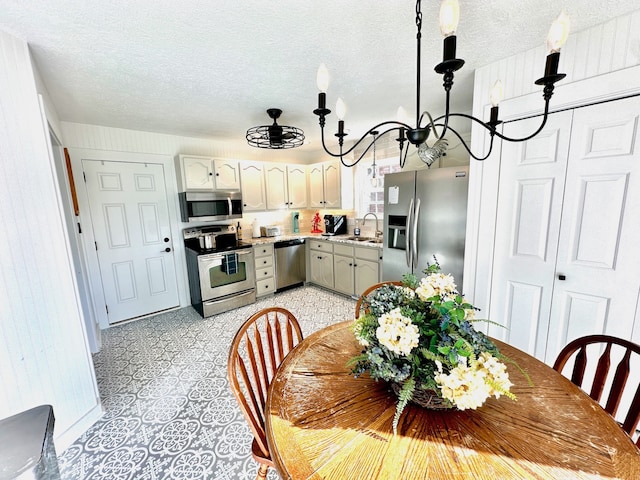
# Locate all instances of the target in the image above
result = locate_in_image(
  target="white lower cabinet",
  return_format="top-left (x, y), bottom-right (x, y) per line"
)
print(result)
top-left (254, 244), bottom-right (275, 297)
top-left (333, 244), bottom-right (381, 296)
top-left (333, 247), bottom-right (355, 295)
top-left (354, 247), bottom-right (382, 296)
top-left (306, 239), bottom-right (383, 295)
top-left (308, 240), bottom-right (334, 290)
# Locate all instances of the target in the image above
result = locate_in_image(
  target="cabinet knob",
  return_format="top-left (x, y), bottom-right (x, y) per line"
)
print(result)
top-left (209, 172), bottom-right (213, 176)
top-left (216, 173), bottom-right (220, 176)
top-left (558, 274), bottom-right (566, 281)
top-left (164, 237), bottom-right (170, 242)
top-left (163, 247), bottom-right (171, 253)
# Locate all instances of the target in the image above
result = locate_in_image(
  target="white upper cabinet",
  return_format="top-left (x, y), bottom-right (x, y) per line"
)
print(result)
top-left (176, 155), bottom-right (240, 191)
top-left (309, 160), bottom-right (341, 209)
top-left (213, 158), bottom-right (241, 190)
top-left (239, 161), bottom-right (267, 211)
top-left (265, 164), bottom-right (308, 210)
top-left (286, 164), bottom-right (308, 209)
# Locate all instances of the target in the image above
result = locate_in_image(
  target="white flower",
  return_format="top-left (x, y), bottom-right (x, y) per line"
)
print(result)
top-left (375, 308), bottom-right (419, 356)
top-left (435, 361), bottom-right (491, 410)
top-left (477, 352), bottom-right (513, 398)
top-left (434, 353), bottom-right (513, 409)
top-left (415, 273), bottom-right (457, 301)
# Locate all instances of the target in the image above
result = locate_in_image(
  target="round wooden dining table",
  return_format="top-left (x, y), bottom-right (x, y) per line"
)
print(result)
top-left (265, 321), bottom-right (640, 479)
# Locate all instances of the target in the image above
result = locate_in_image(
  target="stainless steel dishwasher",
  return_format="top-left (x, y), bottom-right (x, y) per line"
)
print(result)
top-left (274, 238), bottom-right (306, 292)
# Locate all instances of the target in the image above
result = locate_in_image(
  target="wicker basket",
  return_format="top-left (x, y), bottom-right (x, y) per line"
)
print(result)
top-left (391, 382), bottom-right (456, 410)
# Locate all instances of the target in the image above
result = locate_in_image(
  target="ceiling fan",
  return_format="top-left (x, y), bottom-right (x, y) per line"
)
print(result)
top-left (246, 108), bottom-right (305, 149)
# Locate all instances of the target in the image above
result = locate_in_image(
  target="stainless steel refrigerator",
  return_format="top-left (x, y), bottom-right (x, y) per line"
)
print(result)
top-left (382, 166), bottom-right (469, 291)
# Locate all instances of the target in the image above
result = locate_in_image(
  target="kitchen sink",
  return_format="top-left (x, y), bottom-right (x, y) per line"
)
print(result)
top-left (347, 236), bottom-right (382, 244)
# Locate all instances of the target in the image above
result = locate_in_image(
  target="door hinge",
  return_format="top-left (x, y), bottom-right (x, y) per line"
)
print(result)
top-left (83, 171), bottom-right (86, 182)
top-left (95, 241), bottom-right (98, 251)
top-left (105, 305), bottom-right (109, 314)
top-left (77, 222), bottom-right (82, 234)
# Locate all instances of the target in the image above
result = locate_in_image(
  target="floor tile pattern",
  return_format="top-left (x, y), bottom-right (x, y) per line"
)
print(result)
top-left (58, 286), bottom-right (356, 480)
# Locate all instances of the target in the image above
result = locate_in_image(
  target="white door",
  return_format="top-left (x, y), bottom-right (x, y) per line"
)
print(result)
top-left (489, 97), bottom-right (640, 362)
top-left (488, 111), bottom-right (573, 356)
top-left (545, 98), bottom-right (640, 363)
top-left (83, 160), bottom-right (179, 324)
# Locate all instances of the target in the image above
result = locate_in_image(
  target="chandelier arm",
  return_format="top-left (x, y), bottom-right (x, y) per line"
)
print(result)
top-left (433, 123), bottom-right (496, 162)
top-left (399, 139), bottom-right (410, 169)
top-left (437, 86), bottom-right (453, 141)
top-left (492, 101), bottom-right (551, 143)
top-left (319, 120), bottom-right (412, 166)
top-left (418, 111), bottom-right (442, 139)
top-left (415, 0), bottom-right (423, 128)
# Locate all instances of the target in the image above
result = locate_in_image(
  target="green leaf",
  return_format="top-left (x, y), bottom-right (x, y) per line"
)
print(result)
top-left (392, 377), bottom-right (416, 435)
top-left (438, 346), bottom-right (451, 355)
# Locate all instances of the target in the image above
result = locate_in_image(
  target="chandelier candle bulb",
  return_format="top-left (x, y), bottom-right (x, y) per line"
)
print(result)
top-left (489, 80), bottom-right (504, 107)
top-left (439, 0), bottom-right (460, 37)
top-left (544, 12), bottom-right (571, 77)
top-left (547, 12), bottom-right (571, 53)
top-left (317, 63), bottom-right (330, 91)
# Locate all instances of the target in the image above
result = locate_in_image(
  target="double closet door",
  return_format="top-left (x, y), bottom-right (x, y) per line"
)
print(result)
top-left (488, 96), bottom-right (640, 364)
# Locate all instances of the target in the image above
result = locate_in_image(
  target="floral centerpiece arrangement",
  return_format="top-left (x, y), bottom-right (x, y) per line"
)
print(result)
top-left (349, 260), bottom-right (519, 433)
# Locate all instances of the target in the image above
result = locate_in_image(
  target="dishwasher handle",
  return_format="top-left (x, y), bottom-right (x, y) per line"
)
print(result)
top-left (274, 239), bottom-right (305, 248)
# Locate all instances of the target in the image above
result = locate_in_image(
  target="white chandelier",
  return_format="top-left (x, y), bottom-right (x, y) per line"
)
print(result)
top-left (312, 0), bottom-right (570, 167)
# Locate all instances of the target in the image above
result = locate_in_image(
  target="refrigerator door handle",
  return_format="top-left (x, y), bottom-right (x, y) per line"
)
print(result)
top-left (412, 198), bottom-right (421, 267)
top-left (406, 197), bottom-right (414, 269)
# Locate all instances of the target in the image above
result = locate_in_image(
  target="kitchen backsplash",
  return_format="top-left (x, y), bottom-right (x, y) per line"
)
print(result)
top-left (238, 209), bottom-right (383, 240)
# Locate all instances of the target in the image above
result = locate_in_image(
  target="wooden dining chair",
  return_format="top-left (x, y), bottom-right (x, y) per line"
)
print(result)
top-left (227, 307), bottom-right (304, 480)
top-left (553, 334), bottom-right (640, 447)
top-left (355, 280), bottom-right (403, 318)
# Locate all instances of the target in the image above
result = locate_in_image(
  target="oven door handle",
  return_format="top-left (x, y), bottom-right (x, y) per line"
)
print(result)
top-left (202, 289), bottom-right (255, 307)
top-left (198, 249), bottom-right (252, 262)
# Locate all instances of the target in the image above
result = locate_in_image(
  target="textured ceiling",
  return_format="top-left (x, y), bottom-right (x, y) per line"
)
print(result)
top-left (1, 0), bottom-right (638, 161)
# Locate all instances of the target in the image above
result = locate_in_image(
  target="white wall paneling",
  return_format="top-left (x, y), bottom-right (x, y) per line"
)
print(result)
top-left (0, 29), bottom-right (102, 450)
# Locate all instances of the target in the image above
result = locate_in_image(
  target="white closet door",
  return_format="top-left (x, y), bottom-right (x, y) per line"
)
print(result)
top-left (488, 111), bottom-right (573, 357)
top-left (545, 97), bottom-right (640, 363)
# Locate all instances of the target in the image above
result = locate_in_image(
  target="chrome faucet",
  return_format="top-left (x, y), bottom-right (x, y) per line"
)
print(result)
top-left (362, 212), bottom-right (383, 239)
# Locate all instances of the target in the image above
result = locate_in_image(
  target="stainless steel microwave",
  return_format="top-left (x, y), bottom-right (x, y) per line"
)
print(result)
top-left (179, 191), bottom-right (243, 222)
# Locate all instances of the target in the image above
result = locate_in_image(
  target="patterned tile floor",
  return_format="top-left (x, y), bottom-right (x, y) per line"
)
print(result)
top-left (58, 285), bottom-right (356, 480)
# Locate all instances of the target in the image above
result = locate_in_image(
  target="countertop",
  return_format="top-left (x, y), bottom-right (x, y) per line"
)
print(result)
top-left (243, 233), bottom-right (383, 249)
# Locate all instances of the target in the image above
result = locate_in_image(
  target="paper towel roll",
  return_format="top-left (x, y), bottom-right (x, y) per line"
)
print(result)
top-left (252, 219), bottom-right (261, 238)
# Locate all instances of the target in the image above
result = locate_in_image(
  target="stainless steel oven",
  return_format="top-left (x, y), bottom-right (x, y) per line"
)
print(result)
top-left (184, 226), bottom-right (256, 317)
top-left (196, 249), bottom-right (255, 316)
